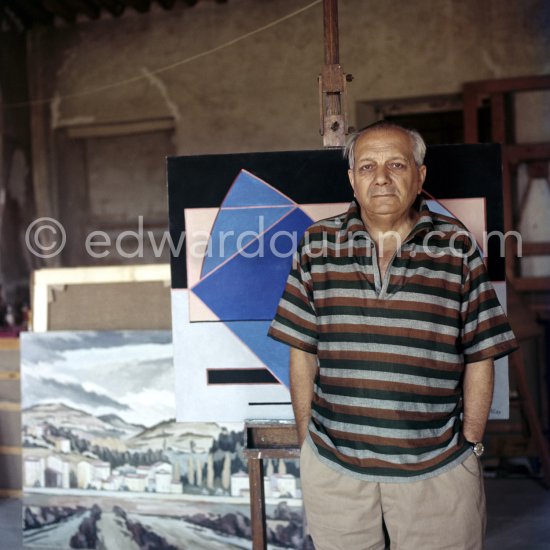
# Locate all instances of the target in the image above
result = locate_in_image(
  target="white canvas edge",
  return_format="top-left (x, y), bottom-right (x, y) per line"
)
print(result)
top-left (490, 281), bottom-right (510, 420)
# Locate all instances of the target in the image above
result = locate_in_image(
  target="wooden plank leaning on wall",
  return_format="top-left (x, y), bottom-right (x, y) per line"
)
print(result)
top-left (0, 338), bottom-right (22, 497)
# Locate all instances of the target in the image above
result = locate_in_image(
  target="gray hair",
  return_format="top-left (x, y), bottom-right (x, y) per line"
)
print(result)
top-left (344, 121), bottom-right (427, 169)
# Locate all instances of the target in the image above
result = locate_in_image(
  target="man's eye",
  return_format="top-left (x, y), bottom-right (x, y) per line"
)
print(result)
top-left (359, 164), bottom-right (374, 171)
top-left (390, 162), bottom-right (405, 169)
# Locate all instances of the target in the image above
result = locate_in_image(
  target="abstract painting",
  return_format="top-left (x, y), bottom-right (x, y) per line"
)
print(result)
top-left (168, 145), bottom-right (509, 422)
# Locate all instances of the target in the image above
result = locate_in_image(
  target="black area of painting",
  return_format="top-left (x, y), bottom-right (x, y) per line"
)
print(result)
top-left (248, 402), bottom-right (292, 406)
top-left (168, 144), bottom-right (504, 287)
top-left (207, 368), bottom-right (279, 385)
top-left (424, 144), bottom-right (505, 281)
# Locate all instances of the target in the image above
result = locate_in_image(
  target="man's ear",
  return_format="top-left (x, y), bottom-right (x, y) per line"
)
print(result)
top-left (348, 169), bottom-right (355, 194)
top-left (417, 165), bottom-right (427, 193)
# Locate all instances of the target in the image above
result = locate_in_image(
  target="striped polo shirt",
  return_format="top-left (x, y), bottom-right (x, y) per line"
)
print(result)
top-left (268, 199), bottom-right (518, 482)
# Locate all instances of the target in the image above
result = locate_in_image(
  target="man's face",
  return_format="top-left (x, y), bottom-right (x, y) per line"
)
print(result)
top-left (348, 128), bottom-right (426, 223)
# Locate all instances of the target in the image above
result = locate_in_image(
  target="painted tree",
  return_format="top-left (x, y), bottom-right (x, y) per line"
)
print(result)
top-left (187, 455), bottom-right (195, 486)
top-left (206, 453), bottom-right (214, 490)
top-left (278, 459), bottom-right (287, 476)
top-left (195, 456), bottom-right (203, 486)
top-left (173, 459), bottom-right (181, 483)
top-left (221, 451), bottom-right (231, 491)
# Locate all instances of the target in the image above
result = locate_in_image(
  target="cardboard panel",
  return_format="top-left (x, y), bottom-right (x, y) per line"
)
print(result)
top-left (32, 265), bottom-right (171, 332)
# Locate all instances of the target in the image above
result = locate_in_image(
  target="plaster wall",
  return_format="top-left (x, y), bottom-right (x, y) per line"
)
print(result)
top-left (30, 0), bottom-right (550, 154)
top-left (22, 0), bottom-right (550, 267)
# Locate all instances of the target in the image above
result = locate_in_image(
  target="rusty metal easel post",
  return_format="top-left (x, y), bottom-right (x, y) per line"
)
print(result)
top-left (319, 0), bottom-right (351, 147)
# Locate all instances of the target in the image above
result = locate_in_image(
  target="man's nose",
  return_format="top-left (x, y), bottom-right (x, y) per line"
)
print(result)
top-left (374, 165), bottom-right (389, 184)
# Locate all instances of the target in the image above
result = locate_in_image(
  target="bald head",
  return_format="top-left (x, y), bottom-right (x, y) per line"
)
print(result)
top-left (345, 122), bottom-right (426, 170)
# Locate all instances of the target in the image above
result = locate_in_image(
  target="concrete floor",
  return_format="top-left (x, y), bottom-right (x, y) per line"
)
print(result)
top-left (484, 477), bottom-right (550, 549)
top-left (2, 478), bottom-right (550, 549)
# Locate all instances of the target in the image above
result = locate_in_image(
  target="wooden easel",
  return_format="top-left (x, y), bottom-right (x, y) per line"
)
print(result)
top-left (463, 76), bottom-right (550, 486)
top-left (243, 2), bottom-right (350, 548)
top-left (244, 421), bottom-right (300, 549)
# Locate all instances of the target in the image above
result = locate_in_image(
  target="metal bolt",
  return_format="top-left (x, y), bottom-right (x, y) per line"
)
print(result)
top-left (346, 74), bottom-right (354, 82)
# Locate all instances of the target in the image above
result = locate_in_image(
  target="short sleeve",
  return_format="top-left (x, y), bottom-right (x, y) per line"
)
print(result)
top-left (460, 244), bottom-right (518, 363)
top-left (268, 241), bottom-right (319, 354)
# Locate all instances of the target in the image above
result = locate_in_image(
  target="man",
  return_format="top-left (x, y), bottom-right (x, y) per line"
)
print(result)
top-left (268, 121), bottom-right (518, 549)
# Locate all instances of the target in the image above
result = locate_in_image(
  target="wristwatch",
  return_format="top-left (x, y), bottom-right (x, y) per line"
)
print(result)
top-left (466, 440), bottom-right (485, 457)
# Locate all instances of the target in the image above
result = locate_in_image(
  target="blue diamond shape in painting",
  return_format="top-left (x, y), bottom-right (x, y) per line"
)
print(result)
top-left (193, 207), bottom-right (313, 321)
top-left (222, 170), bottom-right (295, 208)
top-left (201, 206), bottom-right (295, 278)
top-left (226, 321), bottom-right (290, 387)
top-left (190, 169), bottom-right (314, 390)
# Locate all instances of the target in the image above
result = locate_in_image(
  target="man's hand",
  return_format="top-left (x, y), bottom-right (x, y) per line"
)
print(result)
top-left (290, 347), bottom-right (318, 446)
top-left (462, 358), bottom-right (494, 442)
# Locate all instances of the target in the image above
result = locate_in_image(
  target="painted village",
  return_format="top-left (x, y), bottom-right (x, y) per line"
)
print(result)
top-left (22, 403), bottom-right (300, 500)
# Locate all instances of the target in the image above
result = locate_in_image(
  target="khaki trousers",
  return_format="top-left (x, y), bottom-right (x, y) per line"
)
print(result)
top-left (300, 442), bottom-right (486, 550)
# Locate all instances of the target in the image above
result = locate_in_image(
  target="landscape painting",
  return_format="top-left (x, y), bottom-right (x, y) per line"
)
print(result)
top-left (21, 331), bottom-right (305, 549)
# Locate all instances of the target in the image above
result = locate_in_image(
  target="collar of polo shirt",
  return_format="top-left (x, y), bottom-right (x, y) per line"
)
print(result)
top-left (339, 197), bottom-right (435, 244)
